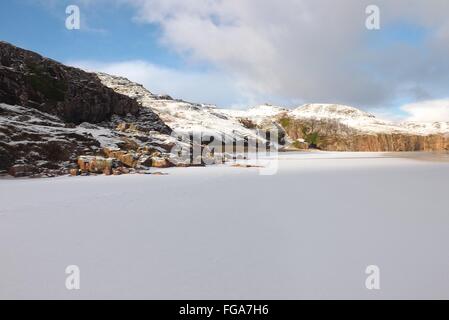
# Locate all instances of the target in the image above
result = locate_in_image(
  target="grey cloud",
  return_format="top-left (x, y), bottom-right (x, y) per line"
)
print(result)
top-left (113, 0), bottom-right (449, 109)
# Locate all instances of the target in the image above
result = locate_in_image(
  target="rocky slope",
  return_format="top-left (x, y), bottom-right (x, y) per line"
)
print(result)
top-left (0, 41), bottom-right (147, 124)
top-left (224, 104), bottom-right (449, 152)
top-left (0, 42), bottom-right (175, 177)
top-left (97, 73), bottom-right (270, 145)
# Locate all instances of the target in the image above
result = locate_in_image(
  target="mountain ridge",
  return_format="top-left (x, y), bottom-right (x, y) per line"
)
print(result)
top-left (1, 42), bottom-right (449, 177)
top-left (98, 73), bottom-right (449, 152)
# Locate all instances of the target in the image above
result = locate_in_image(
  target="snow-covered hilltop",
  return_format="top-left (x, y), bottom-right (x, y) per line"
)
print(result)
top-left (96, 71), bottom-right (449, 153)
top-left (220, 104), bottom-right (289, 126)
top-left (228, 103), bottom-right (449, 136)
top-left (98, 72), bottom-right (449, 152)
top-left (288, 104), bottom-right (449, 135)
top-left (97, 73), bottom-right (263, 144)
top-left (98, 72), bottom-right (449, 138)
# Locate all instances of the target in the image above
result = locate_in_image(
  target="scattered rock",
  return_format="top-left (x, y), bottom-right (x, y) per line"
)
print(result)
top-left (103, 147), bottom-right (124, 158)
top-left (151, 157), bottom-right (174, 168)
top-left (157, 94), bottom-right (173, 100)
top-left (136, 170), bottom-right (152, 175)
top-left (152, 172), bottom-right (168, 176)
top-left (70, 168), bottom-right (80, 176)
top-left (119, 153), bottom-right (138, 168)
top-left (103, 167), bottom-right (112, 176)
top-left (116, 122), bottom-right (130, 132)
top-left (112, 169), bottom-right (122, 176)
top-left (231, 164), bottom-right (263, 168)
top-left (8, 164), bottom-right (36, 177)
top-left (117, 167), bottom-right (130, 174)
top-left (77, 156), bottom-right (113, 173)
top-left (77, 156), bottom-right (92, 172)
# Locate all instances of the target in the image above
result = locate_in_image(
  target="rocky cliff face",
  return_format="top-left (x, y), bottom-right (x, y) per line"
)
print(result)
top-left (321, 133), bottom-right (449, 152)
top-left (225, 104), bottom-right (449, 152)
top-left (278, 116), bottom-right (449, 151)
top-left (0, 42), bottom-right (174, 177)
top-left (0, 41), bottom-right (141, 124)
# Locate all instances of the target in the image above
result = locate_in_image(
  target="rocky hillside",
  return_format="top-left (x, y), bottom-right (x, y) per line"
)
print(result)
top-left (224, 104), bottom-right (449, 152)
top-left (97, 73), bottom-right (269, 145)
top-left (0, 41), bottom-right (145, 124)
top-left (0, 42), bottom-right (175, 177)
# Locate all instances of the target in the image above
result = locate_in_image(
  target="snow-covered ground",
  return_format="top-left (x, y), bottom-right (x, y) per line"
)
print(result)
top-left (1, 152), bottom-right (449, 299)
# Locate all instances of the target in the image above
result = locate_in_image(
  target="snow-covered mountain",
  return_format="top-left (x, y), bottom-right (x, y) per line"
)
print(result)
top-left (288, 104), bottom-right (449, 135)
top-left (95, 70), bottom-right (449, 139)
top-left (97, 73), bottom-right (265, 143)
top-left (220, 104), bottom-right (289, 126)
top-left (96, 72), bottom-right (449, 153)
top-left (2, 42), bottom-right (449, 177)
top-left (97, 72), bottom-right (449, 151)
top-left (224, 103), bottom-right (449, 136)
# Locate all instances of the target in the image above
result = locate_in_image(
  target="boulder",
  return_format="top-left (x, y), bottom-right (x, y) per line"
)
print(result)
top-left (138, 155), bottom-right (153, 168)
top-left (151, 157), bottom-right (174, 168)
top-left (90, 157), bottom-right (113, 173)
top-left (77, 156), bottom-right (93, 172)
top-left (118, 153), bottom-right (139, 168)
top-left (8, 164), bottom-right (35, 177)
top-left (70, 168), bottom-right (80, 176)
top-left (77, 156), bottom-right (113, 173)
top-left (117, 167), bottom-right (130, 174)
top-left (103, 147), bottom-right (125, 159)
top-left (116, 123), bottom-right (130, 132)
top-left (112, 169), bottom-right (122, 176)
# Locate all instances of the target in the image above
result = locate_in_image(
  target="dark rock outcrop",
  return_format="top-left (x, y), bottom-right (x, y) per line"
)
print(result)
top-left (0, 42), bottom-right (175, 176)
top-left (0, 41), bottom-right (140, 124)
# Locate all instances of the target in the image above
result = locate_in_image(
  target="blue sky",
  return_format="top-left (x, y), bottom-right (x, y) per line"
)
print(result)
top-left (1, 0), bottom-right (449, 121)
top-left (0, 0), bottom-right (180, 66)
top-left (0, 0), bottom-right (245, 106)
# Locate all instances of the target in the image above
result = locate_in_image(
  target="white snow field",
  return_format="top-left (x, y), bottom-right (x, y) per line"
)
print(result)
top-left (1, 152), bottom-right (449, 299)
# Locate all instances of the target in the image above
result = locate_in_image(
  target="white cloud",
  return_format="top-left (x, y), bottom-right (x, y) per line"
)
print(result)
top-left (66, 59), bottom-right (272, 107)
top-left (68, 61), bottom-right (449, 122)
top-left (116, 0), bottom-right (449, 109)
top-left (401, 99), bottom-right (449, 122)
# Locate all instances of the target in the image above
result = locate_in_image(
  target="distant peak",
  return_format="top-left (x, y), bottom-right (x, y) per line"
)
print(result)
top-left (247, 104), bottom-right (289, 113)
top-left (293, 104), bottom-right (376, 119)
